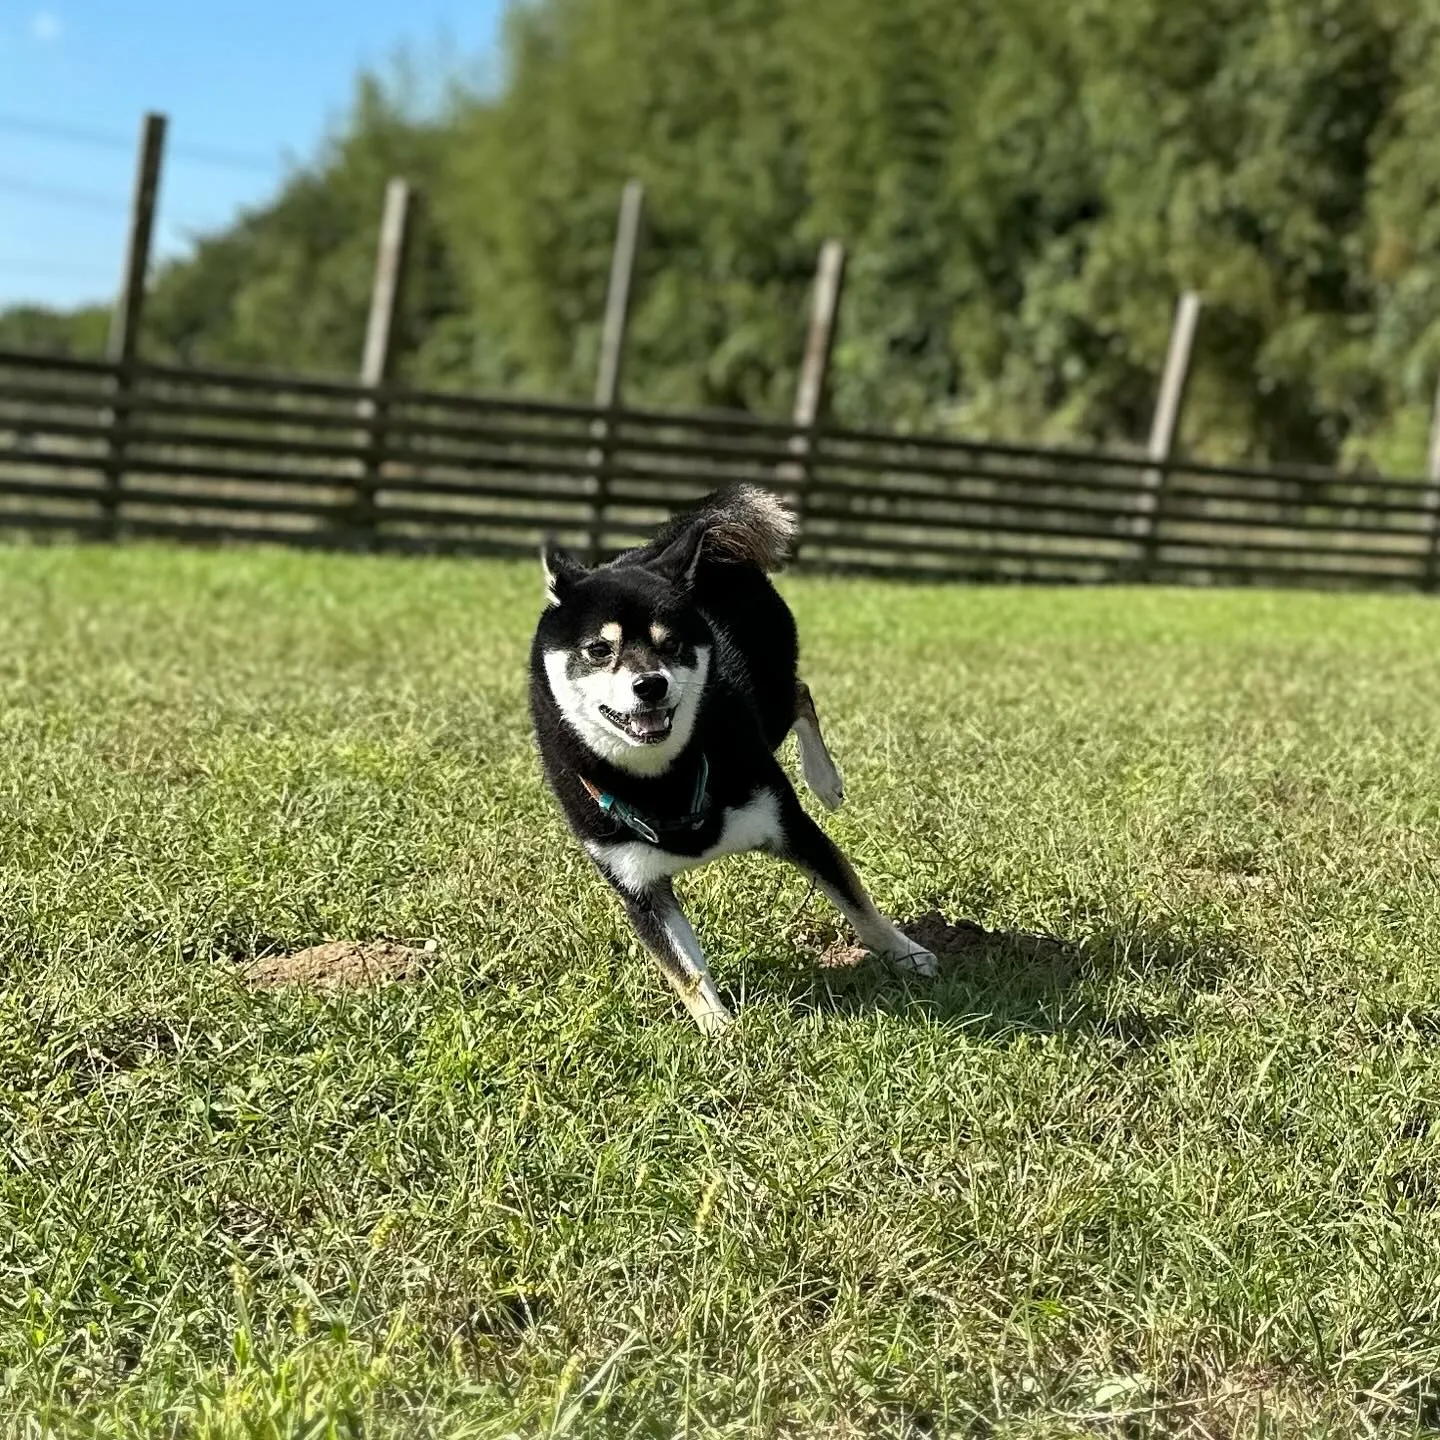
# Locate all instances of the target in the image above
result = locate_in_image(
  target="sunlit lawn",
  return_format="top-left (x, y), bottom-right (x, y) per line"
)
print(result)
top-left (4, 546), bottom-right (1440, 1437)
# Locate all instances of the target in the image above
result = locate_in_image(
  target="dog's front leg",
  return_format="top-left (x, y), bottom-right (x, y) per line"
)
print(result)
top-left (774, 792), bottom-right (938, 976)
top-left (615, 878), bottom-right (733, 1035)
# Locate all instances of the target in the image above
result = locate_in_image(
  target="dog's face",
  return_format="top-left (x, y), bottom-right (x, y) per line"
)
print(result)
top-left (535, 543), bottom-right (712, 776)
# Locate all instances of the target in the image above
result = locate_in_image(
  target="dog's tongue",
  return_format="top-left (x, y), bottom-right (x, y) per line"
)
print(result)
top-left (630, 709), bottom-right (670, 736)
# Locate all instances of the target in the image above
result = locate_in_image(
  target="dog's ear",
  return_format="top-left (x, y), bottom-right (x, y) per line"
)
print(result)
top-left (649, 521), bottom-right (706, 588)
top-left (541, 543), bottom-right (585, 606)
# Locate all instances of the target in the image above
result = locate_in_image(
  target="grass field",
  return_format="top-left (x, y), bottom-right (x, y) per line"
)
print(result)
top-left (5, 547), bottom-right (1440, 1438)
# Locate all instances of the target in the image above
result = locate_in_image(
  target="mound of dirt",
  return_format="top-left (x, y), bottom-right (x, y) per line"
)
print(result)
top-left (242, 939), bottom-right (435, 991)
top-left (819, 910), bottom-right (1068, 970)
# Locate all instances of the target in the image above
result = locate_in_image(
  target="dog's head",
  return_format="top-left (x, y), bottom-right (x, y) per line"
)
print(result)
top-left (534, 525), bottom-right (712, 775)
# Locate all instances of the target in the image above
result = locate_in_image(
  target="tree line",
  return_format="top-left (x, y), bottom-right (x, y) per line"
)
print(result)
top-left (5, 0), bottom-right (1439, 470)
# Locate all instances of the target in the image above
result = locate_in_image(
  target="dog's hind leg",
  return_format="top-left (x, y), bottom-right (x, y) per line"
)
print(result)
top-left (773, 790), bottom-right (937, 976)
top-left (793, 680), bottom-right (845, 811)
top-left (616, 878), bottom-right (733, 1035)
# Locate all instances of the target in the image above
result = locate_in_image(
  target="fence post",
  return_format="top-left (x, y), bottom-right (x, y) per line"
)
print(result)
top-left (352, 177), bottom-right (412, 544)
top-left (1134, 290), bottom-right (1201, 577)
top-left (588, 179), bottom-right (644, 564)
top-left (785, 239), bottom-right (846, 559)
top-left (1422, 378), bottom-right (1440, 590)
top-left (102, 110), bottom-right (166, 538)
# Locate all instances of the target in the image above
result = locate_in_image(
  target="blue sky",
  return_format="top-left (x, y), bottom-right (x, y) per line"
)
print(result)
top-left (0, 0), bottom-right (505, 309)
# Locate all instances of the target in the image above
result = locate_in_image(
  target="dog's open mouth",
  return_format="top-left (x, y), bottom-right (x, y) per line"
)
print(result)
top-left (599, 704), bottom-right (676, 744)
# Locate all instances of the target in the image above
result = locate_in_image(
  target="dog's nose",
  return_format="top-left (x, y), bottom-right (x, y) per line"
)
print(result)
top-left (632, 673), bottom-right (669, 705)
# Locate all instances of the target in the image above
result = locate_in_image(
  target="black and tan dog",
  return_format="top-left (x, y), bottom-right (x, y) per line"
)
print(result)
top-left (528, 485), bottom-right (936, 1033)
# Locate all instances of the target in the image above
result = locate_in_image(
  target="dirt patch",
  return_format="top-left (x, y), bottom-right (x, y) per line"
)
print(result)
top-left (819, 910), bottom-right (1069, 970)
top-left (242, 939), bottom-right (435, 991)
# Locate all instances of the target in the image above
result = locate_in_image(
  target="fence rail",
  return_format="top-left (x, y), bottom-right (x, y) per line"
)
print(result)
top-left (2, 345), bottom-right (1436, 589)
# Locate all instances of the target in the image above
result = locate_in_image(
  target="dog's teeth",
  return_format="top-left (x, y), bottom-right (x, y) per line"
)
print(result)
top-left (598, 704), bottom-right (675, 743)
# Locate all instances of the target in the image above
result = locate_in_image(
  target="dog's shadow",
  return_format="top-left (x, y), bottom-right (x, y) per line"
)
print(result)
top-left (732, 909), bottom-right (1237, 1046)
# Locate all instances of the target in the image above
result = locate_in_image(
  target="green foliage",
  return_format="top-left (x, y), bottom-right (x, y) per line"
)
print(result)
top-left (11, 0), bottom-right (1440, 464)
top-left (0, 303), bottom-right (109, 355)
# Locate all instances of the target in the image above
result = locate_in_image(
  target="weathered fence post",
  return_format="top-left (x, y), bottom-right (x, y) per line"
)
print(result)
top-left (352, 177), bottom-right (412, 545)
top-left (784, 239), bottom-right (846, 560)
top-left (588, 179), bottom-right (644, 563)
top-left (102, 110), bottom-right (166, 538)
top-left (1422, 378), bottom-right (1440, 590)
top-left (1135, 290), bottom-right (1201, 576)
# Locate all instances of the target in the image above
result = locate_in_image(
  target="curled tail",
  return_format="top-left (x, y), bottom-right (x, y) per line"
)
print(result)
top-left (694, 484), bottom-right (797, 571)
top-left (622, 483), bottom-right (795, 579)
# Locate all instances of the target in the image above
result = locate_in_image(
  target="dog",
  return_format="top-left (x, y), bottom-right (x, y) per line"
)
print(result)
top-left (528, 484), bottom-right (937, 1033)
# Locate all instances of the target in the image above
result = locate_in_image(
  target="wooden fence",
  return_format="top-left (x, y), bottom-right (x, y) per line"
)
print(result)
top-left (3, 344), bottom-right (1440, 589)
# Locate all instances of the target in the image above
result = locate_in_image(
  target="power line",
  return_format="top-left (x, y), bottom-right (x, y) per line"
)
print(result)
top-left (172, 140), bottom-right (283, 174)
top-left (0, 173), bottom-right (129, 212)
top-left (0, 114), bottom-right (131, 153)
top-left (0, 113), bottom-right (280, 174)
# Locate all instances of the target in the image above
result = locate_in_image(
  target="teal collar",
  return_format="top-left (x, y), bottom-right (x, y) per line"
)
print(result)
top-left (579, 754), bottom-right (711, 846)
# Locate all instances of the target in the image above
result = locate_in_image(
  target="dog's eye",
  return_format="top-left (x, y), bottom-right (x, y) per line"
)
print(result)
top-left (583, 640), bottom-right (614, 664)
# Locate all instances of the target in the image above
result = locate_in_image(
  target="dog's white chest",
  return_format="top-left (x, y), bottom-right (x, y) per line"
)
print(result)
top-left (589, 789), bottom-right (781, 892)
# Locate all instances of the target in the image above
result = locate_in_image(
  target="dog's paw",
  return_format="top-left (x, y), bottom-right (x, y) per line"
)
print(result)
top-left (857, 919), bottom-right (940, 979)
top-left (801, 752), bottom-right (846, 811)
top-left (893, 944), bottom-right (939, 979)
top-left (693, 1004), bottom-right (733, 1038)
top-left (873, 928), bottom-right (939, 978)
top-left (683, 979), bottom-right (734, 1037)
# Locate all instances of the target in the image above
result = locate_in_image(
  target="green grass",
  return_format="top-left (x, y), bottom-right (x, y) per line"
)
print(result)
top-left (4, 547), bottom-right (1440, 1437)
